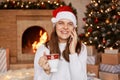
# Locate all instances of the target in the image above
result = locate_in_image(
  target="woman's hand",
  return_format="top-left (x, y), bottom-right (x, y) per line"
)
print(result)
top-left (38, 52), bottom-right (50, 75)
top-left (69, 28), bottom-right (77, 54)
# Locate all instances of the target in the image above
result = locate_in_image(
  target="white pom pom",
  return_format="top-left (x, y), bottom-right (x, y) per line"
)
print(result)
top-left (51, 17), bottom-right (57, 23)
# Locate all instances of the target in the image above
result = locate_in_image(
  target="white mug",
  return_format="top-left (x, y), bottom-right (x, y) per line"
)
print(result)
top-left (46, 54), bottom-right (59, 72)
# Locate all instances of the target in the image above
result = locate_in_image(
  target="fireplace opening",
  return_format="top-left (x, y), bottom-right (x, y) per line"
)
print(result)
top-left (22, 26), bottom-right (49, 54)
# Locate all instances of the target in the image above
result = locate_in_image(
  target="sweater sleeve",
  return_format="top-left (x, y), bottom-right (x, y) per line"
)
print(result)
top-left (69, 43), bottom-right (87, 80)
top-left (34, 44), bottom-right (51, 80)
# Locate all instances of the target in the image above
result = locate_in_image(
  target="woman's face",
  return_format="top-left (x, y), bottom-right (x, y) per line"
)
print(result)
top-left (56, 19), bottom-right (75, 43)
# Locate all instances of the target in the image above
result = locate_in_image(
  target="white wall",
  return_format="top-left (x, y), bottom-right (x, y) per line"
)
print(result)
top-left (0, 0), bottom-right (91, 34)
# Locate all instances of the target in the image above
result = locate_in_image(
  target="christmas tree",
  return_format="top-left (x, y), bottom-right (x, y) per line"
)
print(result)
top-left (80, 0), bottom-right (120, 52)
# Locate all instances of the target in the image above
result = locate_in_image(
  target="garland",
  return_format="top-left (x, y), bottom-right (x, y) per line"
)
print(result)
top-left (0, 0), bottom-right (66, 9)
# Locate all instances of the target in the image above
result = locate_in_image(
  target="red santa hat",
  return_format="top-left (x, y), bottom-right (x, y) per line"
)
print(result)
top-left (51, 6), bottom-right (77, 27)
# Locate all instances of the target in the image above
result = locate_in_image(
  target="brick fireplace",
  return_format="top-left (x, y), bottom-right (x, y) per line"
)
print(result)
top-left (0, 10), bottom-right (53, 64)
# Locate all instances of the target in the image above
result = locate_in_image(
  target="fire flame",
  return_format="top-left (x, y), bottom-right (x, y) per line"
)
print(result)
top-left (32, 30), bottom-right (48, 53)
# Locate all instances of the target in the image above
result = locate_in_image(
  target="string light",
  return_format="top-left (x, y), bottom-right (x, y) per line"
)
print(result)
top-left (110, 47), bottom-right (113, 50)
top-left (90, 24), bottom-right (93, 26)
top-left (89, 14), bottom-right (91, 17)
top-left (13, 1), bottom-right (15, 4)
top-left (4, 4), bottom-right (7, 8)
top-left (90, 41), bottom-right (92, 43)
top-left (94, 37), bottom-right (98, 40)
top-left (94, 3), bottom-right (98, 7)
top-left (98, 0), bottom-right (101, 3)
top-left (97, 26), bottom-right (100, 28)
top-left (118, 12), bottom-right (120, 15)
top-left (0, 0), bottom-right (66, 9)
top-left (100, 9), bottom-right (104, 13)
top-left (103, 46), bottom-right (106, 49)
top-left (56, 3), bottom-right (59, 6)
top-left (84, 42), bottom-right (87, 45)
top-left (17, 2), bottom-right (20, 5)
top-left (29, 1), bottom-right (32, 4)
top-left (85, 24), bottom-right (89, 26)
top-left (48, 0), bottom-right (51, 3)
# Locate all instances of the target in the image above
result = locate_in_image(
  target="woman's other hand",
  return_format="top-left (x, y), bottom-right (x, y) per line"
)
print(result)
top-left (38, 52), bottom-right (50, 75)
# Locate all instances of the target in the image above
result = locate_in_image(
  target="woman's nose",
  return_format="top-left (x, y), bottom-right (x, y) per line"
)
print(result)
top-left (63, 24), bottom-right (68, 29)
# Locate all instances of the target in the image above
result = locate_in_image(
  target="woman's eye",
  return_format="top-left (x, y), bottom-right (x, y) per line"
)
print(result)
top-left (68, 22), bottom-right (74, 26)
top-left (58, 22), bottom-right (64, 25)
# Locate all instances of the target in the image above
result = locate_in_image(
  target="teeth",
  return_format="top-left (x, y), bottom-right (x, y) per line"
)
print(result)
top-left (61, 31), bottom-right (68, 34)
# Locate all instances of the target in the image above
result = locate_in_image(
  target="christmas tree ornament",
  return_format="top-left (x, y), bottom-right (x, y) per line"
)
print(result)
top-left (106, 39), bottom-right (111, 46)
top-left (102, 38), bottom-right (106, 44)
top-left (87, 27), bottom-right (93, 32)
top-left (105, 19), bottom-right (110, 23)
top-left (116, 15), bottom-right (120, 19)
top-left (112, 27), bottom-right (116, 31)
top-left (89, 37), bottom-right (93, 41)
top-left (102, 33), bottom-right (106, 37)
top-left (117, 12), bottom-right (120, 15)
top-left (112, 5), bottom-right (116, 9)
top-left (100, 9), bottom-right (104, 13)
top-left (82, 18), bottom-right (86, 21)
top-left (94, 37), bottom-right (98, 41)
top-left (101, 27), bottom-right (106, 32)
top-left (94, 18), bottom-right (98, 23)
top-left (112, 15), bottom-right (117, 19)
top-left (85, 33), bottom-right (89, 37)
top-left (92, 31), bottom-right (100, 37)
top-left (41, 2), bottom-right (45, 9)
top-left (87, 18), bottom-right (92, 23)
top-left (107, 31), bottom-right (112, 35)
top-left (79, 33), bottom-right (85, 39)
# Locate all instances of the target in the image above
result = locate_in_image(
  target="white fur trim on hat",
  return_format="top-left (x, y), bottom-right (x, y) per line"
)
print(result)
top-left (51, 11), bottom-right (77, 27)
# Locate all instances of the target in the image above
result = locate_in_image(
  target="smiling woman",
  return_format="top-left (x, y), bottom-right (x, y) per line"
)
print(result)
top-left (34, 6), bottom-right (87, 80)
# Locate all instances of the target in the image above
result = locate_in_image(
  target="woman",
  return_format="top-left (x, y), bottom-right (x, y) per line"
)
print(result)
top-left (34, 6), bottom-right (87, 80)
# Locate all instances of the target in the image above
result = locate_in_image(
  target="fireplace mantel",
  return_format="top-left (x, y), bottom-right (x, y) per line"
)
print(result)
top-left (0, 9), bottom-right (53, 15)
top-left (0, 10), bottom-right (53, 63)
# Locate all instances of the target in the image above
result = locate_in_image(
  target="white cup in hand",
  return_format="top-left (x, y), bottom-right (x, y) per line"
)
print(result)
top-left (46, 54), bottom-right (59, 72)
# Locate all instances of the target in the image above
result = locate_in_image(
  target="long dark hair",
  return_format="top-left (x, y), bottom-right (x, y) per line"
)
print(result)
top-left (46, 26), bottom-right (81, 62)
